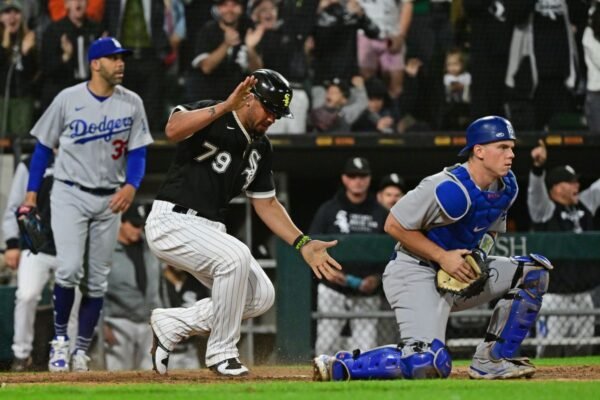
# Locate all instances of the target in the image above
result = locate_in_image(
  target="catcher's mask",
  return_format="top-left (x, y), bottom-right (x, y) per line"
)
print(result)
top-left (458, 116), bottom-right (516, 156)
top-left (250, 69), bottom-right (294, 119)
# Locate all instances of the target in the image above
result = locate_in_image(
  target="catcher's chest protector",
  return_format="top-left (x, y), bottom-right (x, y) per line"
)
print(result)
top-left (427, 165), bottom-right (518, 251)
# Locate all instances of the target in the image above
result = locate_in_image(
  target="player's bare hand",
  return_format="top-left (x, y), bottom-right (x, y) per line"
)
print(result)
top-left (224, 75), bottom-right (258, 112)
top-left (438, 249), bottom-right (476, 284)
top-left (531, 139), bottom-right (547, 167)
top-left (4, 248), bottom-right (21, 270)
top-left (109, 184), bottom-right (136, 213)
top-left (300, 239), bottom-right (342, 280)
top-left (359, 275), bottom-right (381, 294)
top-left (103, 324), bottom-right (119, 346)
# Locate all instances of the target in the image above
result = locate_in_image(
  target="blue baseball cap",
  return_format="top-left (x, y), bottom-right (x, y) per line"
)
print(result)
top-left (88, 37), bottom-right (131, 62)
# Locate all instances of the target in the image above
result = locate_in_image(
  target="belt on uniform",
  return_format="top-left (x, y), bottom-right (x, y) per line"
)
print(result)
top-left (394, 249), bottom-right (435, 268)
top-left (59, 180), bottom-right (117, 196)
top-left (172, 204), bottom-right (200, 216)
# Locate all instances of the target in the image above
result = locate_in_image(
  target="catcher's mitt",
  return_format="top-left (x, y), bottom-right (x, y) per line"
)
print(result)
top-left (16, 205), bottom-right (50, 254)
top-left (436, 248), bottom-right (490, 298)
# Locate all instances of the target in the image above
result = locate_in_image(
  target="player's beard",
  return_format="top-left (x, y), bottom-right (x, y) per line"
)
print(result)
top-left (100, 68), bottom-right (124, 87)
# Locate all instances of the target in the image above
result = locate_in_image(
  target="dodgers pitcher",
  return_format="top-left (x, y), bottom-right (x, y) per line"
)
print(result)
top-left (21, 37), bottom-right (153, 372)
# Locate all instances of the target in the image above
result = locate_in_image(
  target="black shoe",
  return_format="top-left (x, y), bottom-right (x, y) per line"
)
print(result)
top-left (209, 358), bottom-right (249, 376)
top-left (11, 356), bottom-right (32, 372)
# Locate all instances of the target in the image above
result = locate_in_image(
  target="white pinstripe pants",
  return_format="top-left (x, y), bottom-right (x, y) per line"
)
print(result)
top-left (144, 200), bottom-right (275, 366)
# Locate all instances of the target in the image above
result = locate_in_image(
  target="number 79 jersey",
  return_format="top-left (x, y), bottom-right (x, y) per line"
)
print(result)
top-left (30, 82), bottom-right (153, 188)
top-left (156, 100), bottom-right (276, 223)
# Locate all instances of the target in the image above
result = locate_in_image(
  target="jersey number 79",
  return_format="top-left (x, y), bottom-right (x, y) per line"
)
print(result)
top-left (194, 141), bottom-right (232, 173)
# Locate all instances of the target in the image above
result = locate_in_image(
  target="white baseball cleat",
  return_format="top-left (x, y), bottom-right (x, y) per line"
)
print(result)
top-left (209, 358), bottom-right (249, 377)
top-left (150, 329), bottom-right (170, 375)
top-left (48, 336), bottom-right (70, 372)
top-left (150, 311), bottom-right (170, 375)
top-left (312, 354), bottom-right (332, 381)
top-left (71, 349), bottom-right (91, 372)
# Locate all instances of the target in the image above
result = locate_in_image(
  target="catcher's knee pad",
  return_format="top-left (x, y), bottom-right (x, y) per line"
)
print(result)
top-left (330, 340), bottom-right (452, 381)
top-left (488, 255), bottom-right (551, 359)
top-left (398, 339), bottom-right (452, 379)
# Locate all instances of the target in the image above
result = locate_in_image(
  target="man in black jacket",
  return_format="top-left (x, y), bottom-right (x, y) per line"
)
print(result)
top-left (309, 156), bottom-right (387, 356)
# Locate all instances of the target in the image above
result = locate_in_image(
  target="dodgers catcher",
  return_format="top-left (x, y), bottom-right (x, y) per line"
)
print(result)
top-left (313, 116), bottom-right (552, 381)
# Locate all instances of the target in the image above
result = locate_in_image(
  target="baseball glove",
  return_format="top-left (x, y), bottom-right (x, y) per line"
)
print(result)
top-left (16, 205), bottom-right (50, 254)
top-left (436, 248), bottom-right (490, 298)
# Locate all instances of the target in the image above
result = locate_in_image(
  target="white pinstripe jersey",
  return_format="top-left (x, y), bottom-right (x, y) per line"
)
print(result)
top-left (156, 100), bottom-right (276, 223)
top-left (31, 82), bottom-right (153, 188)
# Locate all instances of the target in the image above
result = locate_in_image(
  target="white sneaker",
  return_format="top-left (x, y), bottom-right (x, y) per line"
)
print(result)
top-left (48, 336), bottom-right (70, 372)
top-left (150, 314), bottom-right (170, 375)
top-left (209, 358), bottom-right (249, 376)
top-left (312, 355), bottom-right (332, 381)
top-left (71, 349), bottom-right (90, 372)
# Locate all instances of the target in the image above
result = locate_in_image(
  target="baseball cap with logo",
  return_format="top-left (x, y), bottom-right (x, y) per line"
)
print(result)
top-left (343, 157), bottom-right (371, 176)
top-left (121, 203), bottom-right (147, 228)
top-left (0, 0), bottom-right (22, 13)
top-left (378, 173), bottom-right (406, 193)
top-left (88, 37), bottom-right (132, 62)
top-left (546, 165), bottom-right (579, 188)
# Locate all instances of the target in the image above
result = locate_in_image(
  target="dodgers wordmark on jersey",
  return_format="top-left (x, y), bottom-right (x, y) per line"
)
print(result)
top-left (30, 82), bottom-right (153, 189)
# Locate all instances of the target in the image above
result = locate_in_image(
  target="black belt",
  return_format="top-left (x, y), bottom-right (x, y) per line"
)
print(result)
top-left (172, 204), bottom-right (199, 216)
top-left (59, 180), bottom-right (117, 196)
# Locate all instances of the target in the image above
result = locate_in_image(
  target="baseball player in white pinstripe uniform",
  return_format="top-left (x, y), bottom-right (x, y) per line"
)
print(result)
top-left (20, 37), bottom-right (153, 372)
top-left (146, 69), bottom-right (342, 376)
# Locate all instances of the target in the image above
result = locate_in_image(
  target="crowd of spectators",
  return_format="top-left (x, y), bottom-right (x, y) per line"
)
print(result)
top-left (1, 0), bottom-right (600, 139)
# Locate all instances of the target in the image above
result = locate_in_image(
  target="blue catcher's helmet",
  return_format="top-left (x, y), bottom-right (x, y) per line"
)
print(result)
top-left (458, 116), bottom-right (516, 156)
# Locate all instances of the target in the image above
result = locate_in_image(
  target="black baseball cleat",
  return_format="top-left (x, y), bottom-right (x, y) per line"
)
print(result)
top-left (209, 358), bottom-right (249, 377)
top-left (150, 325), bottom-right (170, 375)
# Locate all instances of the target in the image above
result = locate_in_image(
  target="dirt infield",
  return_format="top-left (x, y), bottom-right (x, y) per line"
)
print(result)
top-left (1, 364), bottom-right (600, 384)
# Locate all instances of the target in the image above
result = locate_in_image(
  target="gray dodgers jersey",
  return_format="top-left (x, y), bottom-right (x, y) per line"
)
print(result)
top-left (31, 82), bottom-right (153, 188)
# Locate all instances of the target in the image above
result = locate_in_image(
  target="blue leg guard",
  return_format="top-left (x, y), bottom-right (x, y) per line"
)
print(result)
top-left (487, 255), bottom-right (550, 359)
top-left (330, 339), bottom-right (452, 381)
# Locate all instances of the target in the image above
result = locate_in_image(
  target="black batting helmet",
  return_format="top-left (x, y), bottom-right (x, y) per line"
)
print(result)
top-left (250, 69), bottom-right (293, 119)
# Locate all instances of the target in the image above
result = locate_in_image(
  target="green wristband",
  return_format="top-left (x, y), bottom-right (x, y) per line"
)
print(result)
top-left (293, 234), bottom-right (312, 251)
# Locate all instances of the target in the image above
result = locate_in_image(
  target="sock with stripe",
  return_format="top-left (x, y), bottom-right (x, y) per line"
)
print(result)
top-left (76, 296), bottom-right (104, 353)
top-left (53, 285), bottom-right (75, 338)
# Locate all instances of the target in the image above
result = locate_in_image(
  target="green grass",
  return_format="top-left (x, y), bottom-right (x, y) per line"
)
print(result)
top-left (1, 357), bottom-right (599, 400)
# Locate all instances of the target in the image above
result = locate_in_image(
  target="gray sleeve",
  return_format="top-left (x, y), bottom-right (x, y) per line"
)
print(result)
top-left (2, 162), bottom-right (28, 243)
top-left (527, 171), bottom-right (555, 223)
top-left (579, 178), bottom-right (600, 216)
top-left (30, 92), bottom-right (65, 147)
top-left (340, 86), bottom-right (368, 125)
top-left (127, 95), bottom-right (154, 150)
top-left (390, 174), bottom-right (453, 230)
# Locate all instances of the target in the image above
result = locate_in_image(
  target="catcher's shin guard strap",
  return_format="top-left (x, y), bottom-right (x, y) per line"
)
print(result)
top-left (487, 267), bottom-right (549, 359)
top-left (399, 339), bottom-right (452, 379)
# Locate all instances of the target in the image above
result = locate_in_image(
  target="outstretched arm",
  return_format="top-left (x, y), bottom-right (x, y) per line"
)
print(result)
top-left (252, 196), bottom-right (342, 280)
